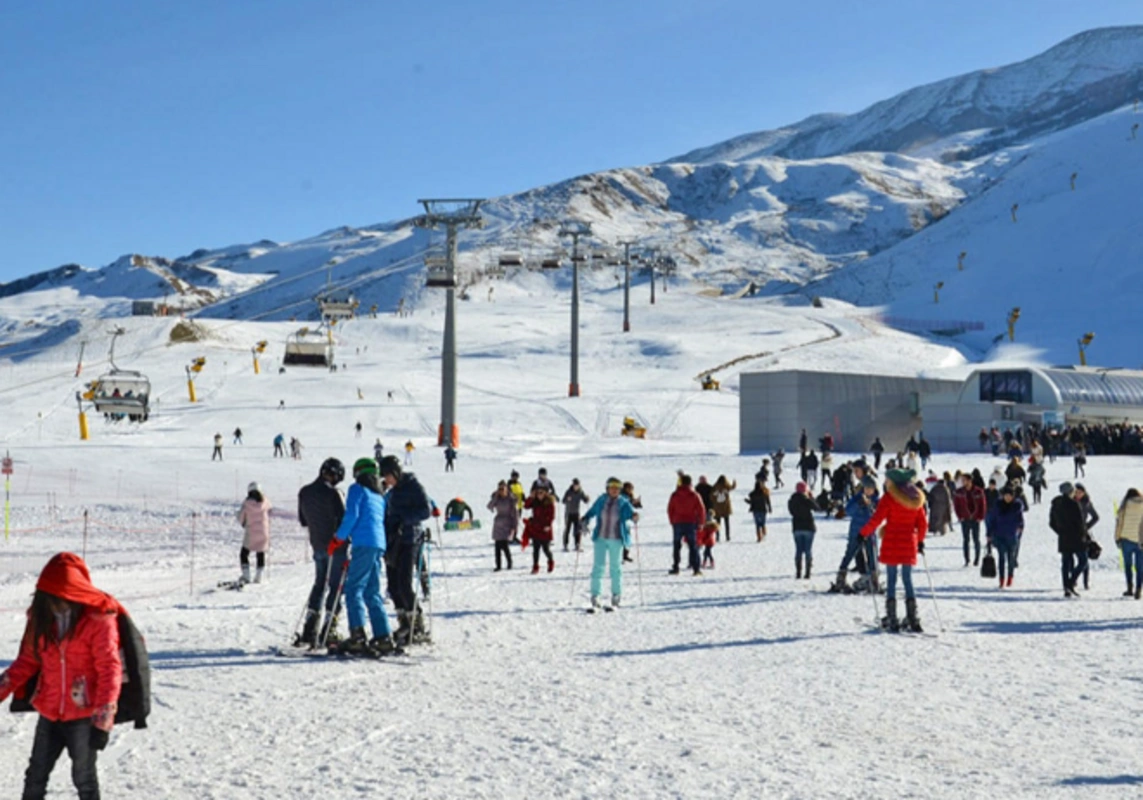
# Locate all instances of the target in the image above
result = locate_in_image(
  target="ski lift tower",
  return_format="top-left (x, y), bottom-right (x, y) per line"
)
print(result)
top-left (415, 198), bottom-right (484, 448)
top-left (559, 221), bottom-right (592, 397)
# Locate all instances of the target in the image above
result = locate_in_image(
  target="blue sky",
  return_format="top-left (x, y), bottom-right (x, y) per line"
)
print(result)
top-left (1, 0), bottom-right (1138, 282)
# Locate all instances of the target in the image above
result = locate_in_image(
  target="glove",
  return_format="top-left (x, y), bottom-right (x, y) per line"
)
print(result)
top-left (917, 541), bottom-right (925, 554)
top-left (326, 538), bottom-right (343, 556)
top-left (90, 727), bottom-right (109, 751)
top-left (431, 506), bottom-right (441, 518)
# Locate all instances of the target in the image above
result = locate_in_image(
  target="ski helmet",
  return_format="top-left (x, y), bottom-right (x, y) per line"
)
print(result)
top-left (378, 455), bottom-right (402, 478)
top-left (320, 457), bottom-right (345, 484)
top-left (353, 457), bottom-right (379, 477)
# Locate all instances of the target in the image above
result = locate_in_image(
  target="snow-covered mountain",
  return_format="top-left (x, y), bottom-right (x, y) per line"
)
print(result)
top-left (1, 26), bottom-right (1141, 367)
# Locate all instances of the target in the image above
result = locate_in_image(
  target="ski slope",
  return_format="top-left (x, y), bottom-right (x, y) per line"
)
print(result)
top-left (1, 277), bottom-right (1141, 798)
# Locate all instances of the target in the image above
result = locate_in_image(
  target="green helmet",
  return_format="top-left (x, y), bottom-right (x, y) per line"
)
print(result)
top-left (353, 457), bottom-right (379, 477)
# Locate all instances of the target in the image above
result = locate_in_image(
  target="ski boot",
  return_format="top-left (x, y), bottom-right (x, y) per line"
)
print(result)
top-left (410, 608), bottom-right (431, 645)
top-left (881, 598), bottom-right (900, 632)
top-left (828, 570), bottom-right (848, 594)
top-left (368, 635), bottom-right (404, 658)
top-left (905, 598), bottom-right (923, 633)
top-left (337, 627), bottom-right (370, 656)
top-left (320, 612), bottom-right (342, 647)
top-left (294, 611), bottom-right (319, 648)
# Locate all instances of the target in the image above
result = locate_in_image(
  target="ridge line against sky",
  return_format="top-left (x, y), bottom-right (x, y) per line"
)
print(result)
top-left (1, 0), bottom-right (1139, 282)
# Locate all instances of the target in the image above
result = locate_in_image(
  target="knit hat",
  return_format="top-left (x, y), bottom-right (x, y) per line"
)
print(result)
top-left (247, 481), bottom-right (261, 494)
top-left (861, 475), bottom-right (878, 490)
top-left (796, 481), bottom-right (808, 494)
top-left (886, 468), bottom-right (916, 485)
top-left (1001, 484), bottom-right (1016, 496)
top-left (36, 553), bottom-right (123, 614)
top-left (1059, 481), bottom-right (1075, 497)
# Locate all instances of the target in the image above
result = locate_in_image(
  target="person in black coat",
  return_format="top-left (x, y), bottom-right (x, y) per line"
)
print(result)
top-left (297, 458), bottom-right (347, 645)
top-left (378, 456), bottom-right (432, 645)
top-left (1074, 483), bottom-right (1101, 590)
top-left (798, 450), bottom-right (820, 490)
top-left (695, 476), bottom-right (714, 516)
top-left (788, 482), bottom-right (819, 579)
top-left (1049, 482), bottom-right (1088, 597)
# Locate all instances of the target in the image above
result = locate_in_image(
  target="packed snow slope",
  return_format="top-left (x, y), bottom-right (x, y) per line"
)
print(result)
top-left (0, 280), bottom-right (1141, 799)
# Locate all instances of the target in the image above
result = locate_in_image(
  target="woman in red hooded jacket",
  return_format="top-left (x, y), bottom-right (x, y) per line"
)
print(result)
top-left (861, 469), bottom-right (928, 633)
top-left (0, 552), bottom-right (123, 800)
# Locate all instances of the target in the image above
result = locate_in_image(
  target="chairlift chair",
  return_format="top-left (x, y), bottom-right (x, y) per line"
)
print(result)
top-left (90, 371), bottom-right (151, 421)
top-left (498, 251), bottom-right (523, 268)
top-left (283, 328), bottom-right (333, 366)
top-left (540, 254), bottom-right (562, 270)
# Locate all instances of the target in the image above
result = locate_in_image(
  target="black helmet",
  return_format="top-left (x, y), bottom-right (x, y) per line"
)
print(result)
top-left (378, 454), bottom-right (402, 478)
top-left (320, 457), bottom-right (345, 484)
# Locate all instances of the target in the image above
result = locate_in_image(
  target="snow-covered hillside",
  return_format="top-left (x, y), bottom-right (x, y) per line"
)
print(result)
top-left (1, 274), bottom-right (1140, 798)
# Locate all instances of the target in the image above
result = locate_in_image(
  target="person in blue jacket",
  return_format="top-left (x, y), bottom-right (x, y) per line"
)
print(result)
top-left (329, 457), bottom-right (400, 656)
top-left (832, 475), bottom-right (880, 593)
top-left (378, 455), bottom-right (433, 646)
top-left (987, 483), bottom-right (1025, 588)
top-left (581, 477), bottom-right (639, 610)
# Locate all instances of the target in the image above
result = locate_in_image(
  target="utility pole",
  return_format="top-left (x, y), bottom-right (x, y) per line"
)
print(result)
top-left (618, 240), bottom-right (638, 333)
top-left (559, 221), bottom-right (592, 397)
top-left (415, 198), bottom-right (484, 447)
top-left (645, 247), bottom-right (659, 305)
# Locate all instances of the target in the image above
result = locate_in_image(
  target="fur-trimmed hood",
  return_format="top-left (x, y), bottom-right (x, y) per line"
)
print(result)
top-left (885, 480), bottom-right (924, 509)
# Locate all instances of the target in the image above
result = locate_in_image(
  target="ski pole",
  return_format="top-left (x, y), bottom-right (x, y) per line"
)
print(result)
top-left (865, 537), bottom-right (879, 625)
top-left (920, 550), bottom-right (945, 632)
top-left (432, 522), bottom-right (449, 605)
top-left (421, 535), bottom-right (433, 642)
top-left (568, 540), bottom-right (582, 606)
top-left (633, 520), bottom-right (646, 608)
top-left (319, 556), bottom-right (349, 650)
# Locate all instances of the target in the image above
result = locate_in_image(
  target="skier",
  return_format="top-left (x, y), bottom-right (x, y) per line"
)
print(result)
top-left (523, 484), bottom-right (557, 574)
top-left (582, 477), bottom-right (639, 610)
top-left (378, 455), bottom-right (432, 647)
top-left (788, 482), bottom-right (819, 579)
top-left (953, 472), bottom-right (987, 567)
top-left (355, 421), bottom-right (363, 439)
top-left (444, 497), bottom-right (472, 524)
top-left (273, 433), bottom-right (285, 458)
top-left (488, 481), bottom-right (519, 571)
top-left (870, 437), bottom-right (885, 470)
top-left (1114, 488), bottom-right (1143, 599)
top-left (709, 475), bottom-right (737, 541)
top-left (374, 439), bottom-right (384, 461)
top-left (746, 477), bottom-right (772, 542)
top-left (212, 432), bottom-right (223, 461)
top-left (986, 484), bottom-right (1024, 588)
top-left (296, 458), bottom-right (347, 647)
top-left (830, 476), bottom-right (880, 593)
top-left (237, 482), bottom-right (272, 584)
top-left (561, 478), bottom-right (590, 552)
top-left (667, 474), bottom-right (705, 576)
top-left (860, 467), bottom-right (928, 632)
top-left (403, 440), bottom-right (415, 466)
top-left (771, 448), bottom-right (786, 488)
top-left (233, 427), bottom-right (243, 445)
top-left (330, 457), bottom-right (400, 656)
top-left (1074, 483), bottom-right (1100, 590)
top-left (444, 445), bottom-right (457, 472)
top-left (620, 482), bottom-right (642, 563)
top-left (0, 553), bottom-right (124, 799)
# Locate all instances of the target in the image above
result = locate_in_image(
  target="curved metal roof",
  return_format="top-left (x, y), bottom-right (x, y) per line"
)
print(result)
top-left (1041, 368), bottom-right (1143, 407)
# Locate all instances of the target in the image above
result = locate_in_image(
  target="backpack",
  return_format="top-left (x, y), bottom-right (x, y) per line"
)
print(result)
top-left (11, 611), bottom-right (151, 730)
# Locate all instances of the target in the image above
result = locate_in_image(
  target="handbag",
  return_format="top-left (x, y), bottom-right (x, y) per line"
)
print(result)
top-left (980, 546), bottom-right (997, 579)
top-left (1087, 538), bottom-right (1102, 560)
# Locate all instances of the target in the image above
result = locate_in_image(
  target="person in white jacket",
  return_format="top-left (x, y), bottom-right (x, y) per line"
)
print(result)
top-left (1114, 488), bottom-right (1143, 599)
top-left (238, 482), bottom-right (272, 583)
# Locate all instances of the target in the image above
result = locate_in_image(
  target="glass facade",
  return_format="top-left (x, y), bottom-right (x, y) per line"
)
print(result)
top-left (978, 371), bottom-right (1033, 404)
top-left (1042, 369), bottom-right (1143, 407)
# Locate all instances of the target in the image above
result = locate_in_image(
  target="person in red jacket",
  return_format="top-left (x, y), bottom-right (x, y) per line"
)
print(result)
top-left (523, 485), bottom-right (557, 574)
top-left (953, 472), bottom-right (988, 567)
top-left (861, 468), bottom-right (928, 632)
top-left (0, 552), bottom-right (124, 800)
top-left (667, 474), bottom-right (705, 575)
top-left (698, 518), bottom-right (719, 569)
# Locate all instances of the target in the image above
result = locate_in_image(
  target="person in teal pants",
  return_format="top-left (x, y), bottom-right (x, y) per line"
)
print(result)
top-left (582, 477), bottom-right (639, 609)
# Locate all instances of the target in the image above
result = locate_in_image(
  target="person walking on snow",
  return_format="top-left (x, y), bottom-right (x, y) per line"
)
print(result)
top-left (212, 432), bottom-right (223, 461)
top-left (953, 472), bottom-right (987, 567)
top-left (698, 517), bottom-right (718, 569)
top-left (582, 477), bottom-right (639, 610)
top-left (488, 481), bottom-right (519, 571)
top-left (798, 450), bottom-right (819, 490)
top-left (860, 468), bottom-right (928, 632)
top-left (444, 446), bottom-right (457, 472)
top-left (695, 475), bottom-right (714, 515)
top-left (0, 553), bottom-right (124, 800)
top-left (788, 481), bottom-right (819, 579)
top-left (523, 484), bottom-right (557, 574)
top-left (1114, 488), bottom-right (1143, 599)
top-left (986, 484), bottom-right (1024, 588)
top-left (747, 477), bottom-right (772, 542)
top-left (330, 458), bottom-right (400, 656)
top-left (237, 483), bottom-right (272, 584)
top-left (233, 427), bottom-right (243, 445)
top-left (620, 482), bottom-right (642, 563)
top-left (667, 474), bottom-right (705, 576)
top-left (832, 476), bottom-right (880, 593)
top-left (1050, 482), bottom-right (1087, 597)
top-left (710, 475), bottom-right (737, 541)
top-left (273, 433), bottom-right (285, 458)
top-left (296, 458), bottom-right (347, 647)
top-left (870, 437), bottom-right (885, 470)
top-left (379, 455), bottom-right (432, 647)
top-left (1074, 483), bottom-right (1100, 591)
top-left (355, 421), bottom-right (363, 438)
top-left (771, 448), bottom-right (786, 488)
top-left (561, 479), bottom-right (590, 552)
top-left (373, 439), bottom-right (384, 461)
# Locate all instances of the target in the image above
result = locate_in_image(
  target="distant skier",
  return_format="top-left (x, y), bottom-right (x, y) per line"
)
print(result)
top-left (355, 421), bottom-right (363, 439)
top-left (373, 439), bottom-right (384, 461)
top-left (237, 482), bottom-right (272, 584)
top-left (233, 427), bottom-right (243, 445)
top-left (296, 458), bottom-right (347, 647)
top-left (561, 479), bottom-right (590, 552)
top-left (403, 440), bottom-right (415, 466)
top-left (444, 446), bottom-right (457, 472)
top-left (212, 433), bottom-right (223, 461)
top-left (582, 477), bottom-right (639, 610)
top-left (273, 433), bottom-right (285, 458)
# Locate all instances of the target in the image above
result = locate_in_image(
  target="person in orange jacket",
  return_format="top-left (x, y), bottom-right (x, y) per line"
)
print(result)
top-left (698, 518), bottom-right (719, 569)
top-left (861, 468), bottom-right (928, 632)
top-left (0, 553), bottom-right (124, 799)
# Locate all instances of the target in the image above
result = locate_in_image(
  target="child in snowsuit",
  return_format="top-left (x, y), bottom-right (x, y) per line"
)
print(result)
top-left (698, 519), bottom-right (718, 569)
top-left (237, 482), bottom-right (272, 583)
top-left (0, 553), bottom-right (124, 799)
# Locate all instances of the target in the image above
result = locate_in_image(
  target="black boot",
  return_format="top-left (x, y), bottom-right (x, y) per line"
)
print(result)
top-left (805, 558), bottom-right (813, 580)
top-left (829, 570), bottom-right (848, 594)
top-left (905, 598), bottom-right (923, 633)
top-left (368, 635), bottom-right (404, 657)
top-left (795, 554), bottom-right (803, 580)
top-left (337, 626), bottom-right (370, 655)
top-left (881, 598), bottom-right (899, 632)
top-left (295, 610), bottom-right (319, 647)
top-left (394, 611), bottom-right (412, 647)
top-left (321, 612), bottom-right (342, 646)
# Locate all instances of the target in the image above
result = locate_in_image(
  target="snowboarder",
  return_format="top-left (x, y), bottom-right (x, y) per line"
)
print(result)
top-left (861, 468), bottom-right (927, 632)
top-left (523, 484), bottom-right (557, 574)
top-left (1114, 488), bottom-right (1143, 599)
top-left (273, 433), bottom-right (285, 458)
top-left (403, 440), bottom-right (415, 466)
top-left (747, 477), bottom-right (772, 542)
top-left (582, 477), bottom-right (639, 610)
top-left (832, 476), bottom-right (880, 593)
top-left (668, 474), bottom-right (705, 576)
top-left (788, 482), bottom-right (818, 579)
top-left (444, 446), bottom-right (457, 472)
top-left (444, 497), bottom-right (472, 523)
top-left (488, 480), bottom-right (519, 571)
top-left (212, 432), bottom-right (223, 461)
top-left (986, 484), bottom-right (1024, 588)
top-left (379, 455), bottom-right (432, 647)
top-left (296, 458), bottom-right (347, 647)
top-left (233, 427), bottom-right (243, 445)
top-left (329, 457), bottom-right (400, 656)
top-left (237, 482), bottom-right (272, 584)
top-left (562, 478), bottom-right (590, 552)
top-left (0, 553), bottom-right (124, 799)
